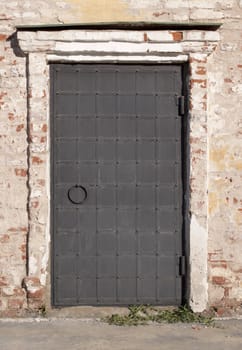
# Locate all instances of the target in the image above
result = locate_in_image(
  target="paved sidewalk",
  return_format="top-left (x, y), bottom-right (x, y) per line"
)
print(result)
top-left (0, 318), bottom-right (242, 350)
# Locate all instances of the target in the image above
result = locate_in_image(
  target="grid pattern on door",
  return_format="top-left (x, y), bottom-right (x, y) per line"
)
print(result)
top-left (51, 64), bottom-right (183, 306)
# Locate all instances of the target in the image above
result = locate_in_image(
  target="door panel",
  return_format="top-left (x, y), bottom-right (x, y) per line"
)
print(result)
top-left (51, 64), bottom-right (184, 306)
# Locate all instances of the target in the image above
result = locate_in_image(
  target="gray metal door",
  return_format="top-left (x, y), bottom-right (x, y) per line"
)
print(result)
top-left (51, 64), bottom-right (184, 306)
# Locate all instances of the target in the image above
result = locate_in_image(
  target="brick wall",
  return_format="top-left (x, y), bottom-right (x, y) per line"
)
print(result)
top-left (208, 15), bottom-right (242, 311)
top-left (0, 0), bottom-right (241, 316)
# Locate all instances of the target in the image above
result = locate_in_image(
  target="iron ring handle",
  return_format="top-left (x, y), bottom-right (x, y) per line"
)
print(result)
top-left (67, 185), bottom-right (88, 205)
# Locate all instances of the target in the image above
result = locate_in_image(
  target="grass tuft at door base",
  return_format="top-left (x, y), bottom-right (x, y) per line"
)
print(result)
top-left (103, 305), bottom-right (214, 326)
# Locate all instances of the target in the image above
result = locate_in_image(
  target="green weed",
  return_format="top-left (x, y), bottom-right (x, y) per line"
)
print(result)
top-left (104, 305), bottom-right (214, 326)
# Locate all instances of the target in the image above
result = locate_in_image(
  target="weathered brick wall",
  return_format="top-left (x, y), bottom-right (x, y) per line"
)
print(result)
top-left (0, 26), bottom-right (28, 316)
top-left (208, 16), bottom-right (242, 312)
top-left (0, 0), bottom-right (241, 316)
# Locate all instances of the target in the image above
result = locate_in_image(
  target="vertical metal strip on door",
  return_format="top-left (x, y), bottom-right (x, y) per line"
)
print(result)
top-left (51, 64), bottom-right (184, 306)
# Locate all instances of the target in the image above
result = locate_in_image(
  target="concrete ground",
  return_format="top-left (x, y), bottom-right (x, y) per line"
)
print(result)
top-left (0, 318), bottom-right (242, 350)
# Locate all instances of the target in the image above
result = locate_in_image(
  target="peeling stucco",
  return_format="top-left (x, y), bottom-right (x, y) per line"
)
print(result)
top-left (190, 215), bottom-right (208, 312)
top-left (29, 256), bottom-right (38, 275)
top-left (57, 0), bottom-right (135, 22)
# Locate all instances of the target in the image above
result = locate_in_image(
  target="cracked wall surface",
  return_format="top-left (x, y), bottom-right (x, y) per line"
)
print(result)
top-left (0, 0), bottom-right (242, 316)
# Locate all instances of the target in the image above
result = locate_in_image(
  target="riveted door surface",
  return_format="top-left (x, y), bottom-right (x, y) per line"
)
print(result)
top-left (51, 64), bottom-right (184, 306)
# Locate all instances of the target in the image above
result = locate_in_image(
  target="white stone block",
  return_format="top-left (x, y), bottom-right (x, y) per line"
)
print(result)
top-left (54, 41), bottom-right (183, 54)
top-left (203, 31), bottom-right (220, 41)
top-left (17, 31), bottom-right (36, 41)
top-left (185, 31), bottom-right (204, 41)
top-left (47, 53), bottom-right (189, 63)
top-left (36, 30), bottom-right (144, 43)
top-left (145, 31), bottom-right (174, 42)
top-left (19, 40), bottom-right (55, 53)
top-left (185, 31), bottom-right (220, 42)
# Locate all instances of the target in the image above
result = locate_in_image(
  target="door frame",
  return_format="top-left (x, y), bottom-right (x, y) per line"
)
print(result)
top-left (16, 26), bottom-right (220, 312)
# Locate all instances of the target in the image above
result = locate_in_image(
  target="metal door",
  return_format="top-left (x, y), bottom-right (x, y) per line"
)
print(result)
top-left (51, 64), bottom-right (184, 306)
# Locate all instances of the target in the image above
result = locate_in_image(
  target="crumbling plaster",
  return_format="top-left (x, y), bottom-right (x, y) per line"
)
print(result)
top-left (0, 0), bottom-right (242, 316)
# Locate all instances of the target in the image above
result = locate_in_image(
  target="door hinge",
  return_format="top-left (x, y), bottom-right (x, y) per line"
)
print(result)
top-left (178, 96), bottom-right (185, 116)
top-left (179, 255), bottom-right (186, 276)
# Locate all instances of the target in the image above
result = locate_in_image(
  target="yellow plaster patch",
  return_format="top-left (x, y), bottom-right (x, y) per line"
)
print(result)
top-left (209, 192), bottom-right (219, 215)
top-left (234, 210), bottom-right (242, 225)
top-left (229, 160), bottom-right (242, 171)
top-left (210, 146), bottom-right (227, 171)
top-left (62, 0), bottom-right (135, 22)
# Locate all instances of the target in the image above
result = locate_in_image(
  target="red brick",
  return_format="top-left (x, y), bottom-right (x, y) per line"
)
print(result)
top-left (8, 227), bottom-right (27, 232)
top-left (16, 124), bottom-right (24, 132)
top-left (212, 276), bottom-right (227, 285)
top-left (32, 156), bottom-right (44, 165)
top-left (8, 113), bottom-right (15, 121)
top-left (42, 124), bottom-right (47, 132)
top-left (170, 31), bottom-right (183, 41)
top-left (0, 234), bottom-right (10, 243)
top-left (28, 288), bottom-right (44, 300)
top-left (196, 66), bottom-right (206, 75)
top-left (190, 79), bottom-right (207, 88)
top-left (0, 277), bottom-right (7, 287)
top-left (0, 92), bottom-right (7, 105)
top-left (14, 168), bottom-right (27, 177)
top-left (19, 243), bottom-right (26, 253)
top-left (8, 298), bottom-right (24, 310)
top-left (216, 307), bottom-right (226, 317)
top-left (189, 57), bottom-right (207, 64)
top-left (0, 34), bottom-right (7, 41)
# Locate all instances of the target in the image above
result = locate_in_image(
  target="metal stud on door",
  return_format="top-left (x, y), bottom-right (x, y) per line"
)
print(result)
top-left (51, 64), bottom-right (184, 306)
